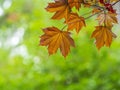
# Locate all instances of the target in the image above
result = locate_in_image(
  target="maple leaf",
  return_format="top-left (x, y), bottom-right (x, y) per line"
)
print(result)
top-left (91, 26), bottom-right (116, 49)
top-left (68, 0), bottom-right (83, 10)
top-left (46, 0), bottom-right (70, 20)
top-left (40, 27), bottom-right (75, 57)
top-left (66, 13), bottom-right (86, 33)
top-left (97, 11), bottom-right (118, 26)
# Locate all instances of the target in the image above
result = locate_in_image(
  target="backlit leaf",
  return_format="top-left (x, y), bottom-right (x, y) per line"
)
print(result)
top-left (46, 0), bottom-right (70, 20)
top-left (66, 13), bottom-right (86, 33)
top-left (91, 26), bottom-right (116, 49)
top-left (97, 11), bottom-right (118, 26)
top-left (40, 27), bottom-right (75, 57)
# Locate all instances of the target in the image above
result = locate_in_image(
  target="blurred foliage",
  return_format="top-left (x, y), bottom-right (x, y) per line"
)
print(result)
top-left (0, 0), bottom-right (120, 90)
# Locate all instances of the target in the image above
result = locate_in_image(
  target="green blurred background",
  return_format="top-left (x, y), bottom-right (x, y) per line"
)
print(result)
top-left (0, 0), bottom-right (120, 90)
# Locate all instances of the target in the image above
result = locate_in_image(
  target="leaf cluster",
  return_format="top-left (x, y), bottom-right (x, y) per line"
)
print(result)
top-left (40, 0), bottom-right (119, 57)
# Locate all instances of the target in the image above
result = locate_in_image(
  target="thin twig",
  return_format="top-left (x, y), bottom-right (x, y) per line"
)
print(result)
top-left (61, 0), bottom-right (120, 30)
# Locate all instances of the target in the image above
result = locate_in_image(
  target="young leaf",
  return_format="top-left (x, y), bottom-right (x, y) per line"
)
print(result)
top-left (97, 12), bottom-right (118, 26)
top-left (66, 13), bottom-right (86, 33)
top-left (91, 26), bottom-right (116, 49)
top-left (40, 27), bottom-right (75, 57)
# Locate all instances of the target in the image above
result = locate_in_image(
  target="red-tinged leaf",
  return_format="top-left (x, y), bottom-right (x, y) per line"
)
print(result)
top-left (99, 0), bottom-right (104, 4)
top-left (40, 27), bottom-right (75, 57)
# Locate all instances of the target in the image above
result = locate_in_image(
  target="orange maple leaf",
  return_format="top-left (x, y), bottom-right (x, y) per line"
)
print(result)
top-left (91, 26), bottom-right (116, 49)
top-left (40, 27), bottom-right (75, 57)
top-left (97, 11), bottom-right (118, 26)
top-left (66, 13), bottom-right (86, 33)
top-left (46, 0), bottom-right (70, 20)
top-left (68, 0), bottom-right (83, 10)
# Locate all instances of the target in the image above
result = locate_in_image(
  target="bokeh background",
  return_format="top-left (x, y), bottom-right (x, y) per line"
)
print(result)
top-left (0, 0), bottom-right (120, 90)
